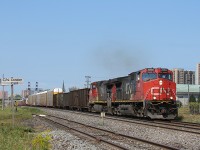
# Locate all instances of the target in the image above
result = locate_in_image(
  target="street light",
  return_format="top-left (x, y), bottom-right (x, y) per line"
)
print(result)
top-left (199, 86), bottom-right (200, 102)
top-left (199, 86), bottom-right (200, 97)
top-left (188, 80), bottom-right (190, 104)
top-left (199, 86), bottom-right (200, 113)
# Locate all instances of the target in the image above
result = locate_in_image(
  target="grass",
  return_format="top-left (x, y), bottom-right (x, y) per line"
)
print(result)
top-left (178, 106), bottom-right (200, 123)
top-left (0, 107), bottom-right (51, 150)
top-left (0, 124), bottom-right (33, 150)
top-left (0, 107), bottom-right (43, 124)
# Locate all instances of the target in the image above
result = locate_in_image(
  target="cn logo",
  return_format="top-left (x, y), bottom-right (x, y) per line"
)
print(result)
top-left (151, 87), bottom-right (169, 96)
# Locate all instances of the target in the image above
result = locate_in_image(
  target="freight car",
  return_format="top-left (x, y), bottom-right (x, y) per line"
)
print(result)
top-left (27, 88), bottom-right (62, 107)
top-left (27, 68), bottom-right (177, 119)
top-left (28, 88), bottom-right (89, 110)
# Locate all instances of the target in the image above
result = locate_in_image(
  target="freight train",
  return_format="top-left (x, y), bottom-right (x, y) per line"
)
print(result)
top-left (27, 68), bottom-right (178, 119)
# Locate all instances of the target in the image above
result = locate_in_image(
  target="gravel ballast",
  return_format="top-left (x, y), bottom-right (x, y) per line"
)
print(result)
top-left (32, 108), bottom-right (200, 150)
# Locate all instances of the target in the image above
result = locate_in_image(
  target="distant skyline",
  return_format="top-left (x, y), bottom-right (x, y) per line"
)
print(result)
top-left (0, 1), bottom-right (200, 94)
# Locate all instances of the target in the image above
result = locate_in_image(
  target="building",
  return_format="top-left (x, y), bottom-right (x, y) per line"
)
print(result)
top-left (21, 88), bottom-right (44, 99)
top-left (176, 84), bottom-right (200, 105)
top-left (184, 70), bottom-right (195, 84)
top-left (172, 68), bottom-right (184, 84)
top-left (196, 63), bottom-right (200, 85)
top-left (0, 91), bottom-right (8, 99)
top-left (21, 90), bottom-right (30, 99)
top-left (172, 68), bottom-right (195, 85)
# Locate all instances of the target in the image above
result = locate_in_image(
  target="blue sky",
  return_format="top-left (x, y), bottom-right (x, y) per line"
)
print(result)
top-left (0, 1), bottom-right (200, 94)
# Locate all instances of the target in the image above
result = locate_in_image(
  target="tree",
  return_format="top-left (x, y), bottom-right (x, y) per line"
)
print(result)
top-left (69, 86), bottom-right (79, 92)
top-left (15, 94), bottom-right (22, 100)
top-left (176, 100), bottom-right (182, 108)
top-left (189, 94), bottom-right (196, 103)
top-left (198, 94), bottom-right (200, 103)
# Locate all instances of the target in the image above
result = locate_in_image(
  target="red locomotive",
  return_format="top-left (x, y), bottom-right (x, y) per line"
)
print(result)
top-left (89, 68), bottom-right (177, 119)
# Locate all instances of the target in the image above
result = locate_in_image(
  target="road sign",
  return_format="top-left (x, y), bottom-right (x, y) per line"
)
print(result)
top-left (1, 78), bottom-right (23, 85)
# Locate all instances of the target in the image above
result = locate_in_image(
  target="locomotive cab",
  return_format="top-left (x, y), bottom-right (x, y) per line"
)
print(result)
top-left (141, 68), bottom-right (177, 119)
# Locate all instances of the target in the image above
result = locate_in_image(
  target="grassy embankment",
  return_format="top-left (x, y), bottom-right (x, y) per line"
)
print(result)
top-left (0, 107), bottom-right (51, 150)
top-left (178, 106), bottom-right (200, 123)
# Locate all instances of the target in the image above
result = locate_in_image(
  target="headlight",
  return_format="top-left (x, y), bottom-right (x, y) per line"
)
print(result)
top-left (170, 96), bottom-right (173, 100)
top-left (159, 80), bottom-right (163, 85)
top-left (153, 96), bottom-right (156, 100)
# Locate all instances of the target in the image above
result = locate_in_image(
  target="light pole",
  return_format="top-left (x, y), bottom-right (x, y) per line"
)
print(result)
top-left (11, 82), bottom-right (14, 127)
top-left (198, 86), bottom-right (200, 103)
top-left (188, 80), bottom-right (190, 104)
top-left (198, 86), bottom-right (200, 113)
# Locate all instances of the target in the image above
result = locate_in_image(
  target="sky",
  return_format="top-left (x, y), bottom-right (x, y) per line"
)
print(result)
top-left (0, 0), bottom-right (200, 94)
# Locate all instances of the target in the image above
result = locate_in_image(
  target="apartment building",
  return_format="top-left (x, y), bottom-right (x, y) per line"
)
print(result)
top-left (0, 91), bottom-right (8, 99)
top-left (172, 68), bottom-right (195, 84)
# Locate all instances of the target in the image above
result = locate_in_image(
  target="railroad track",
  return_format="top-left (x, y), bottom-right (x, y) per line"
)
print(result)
top-left (36, 114), bottom-right (178, 150)
top-left (39, 107), bottom-right (200, 135)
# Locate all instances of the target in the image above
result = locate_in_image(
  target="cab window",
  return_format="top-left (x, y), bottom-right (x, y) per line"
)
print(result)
top-left (142, 73), bottom-right (157, 81)
top-left (91, 85), bottom-right (96, 89)
top-left (158, 73), bottom-right (172, 80)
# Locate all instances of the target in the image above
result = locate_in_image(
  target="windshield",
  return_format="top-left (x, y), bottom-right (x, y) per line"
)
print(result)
top-left (142, 73), bottom-right (157, 81)
top-left (158, 73), bottom-right (172, 80)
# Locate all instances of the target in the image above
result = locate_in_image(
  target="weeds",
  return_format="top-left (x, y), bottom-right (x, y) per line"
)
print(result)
top-left (0, 124), bottom-right (33, 150)
top-left (32, 130), bottom-right (52, 150)
top-left (178, 106), bottom-right (200, 123)
top-left (0, 107), bottom-right (51, 150)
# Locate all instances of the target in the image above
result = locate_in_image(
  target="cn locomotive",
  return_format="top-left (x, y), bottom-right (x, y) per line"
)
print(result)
top-left (27, 68), bottom-right (178, 119)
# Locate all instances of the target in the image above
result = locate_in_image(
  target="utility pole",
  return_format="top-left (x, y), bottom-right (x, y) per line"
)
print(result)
top-left (199, 86), bottom-right (200, 113)
top-left (11, 82), bottom-right (14, 127)
top-left (2, 74), bottom-right (5, 110)
top-left (85, 76), bottom-right (91, 88)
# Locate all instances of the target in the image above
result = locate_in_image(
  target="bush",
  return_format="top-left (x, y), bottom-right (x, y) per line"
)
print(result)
top-left (198, 95), bottom-right (200, 103)
top-left (176, 100), bottom-right (182, 108)
top-left (189, 102), bottom-right (200, 114)
top-left (32, 130), bottom-right (52, 150)
top-left (189, 94), bottom-right (196, 102)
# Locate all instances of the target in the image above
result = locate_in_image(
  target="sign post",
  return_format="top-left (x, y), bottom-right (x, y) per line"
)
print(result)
top-left (100, 112), bottom-right (105, 125)
top-left (11, 83), bottom-right (14, 127)
top-left (1, 77), bottom-right (23, 127)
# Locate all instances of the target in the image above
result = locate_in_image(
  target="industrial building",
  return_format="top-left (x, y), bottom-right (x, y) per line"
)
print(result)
top-left (176, 84), bottom-right (200, 105)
